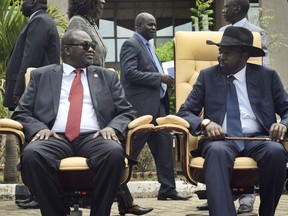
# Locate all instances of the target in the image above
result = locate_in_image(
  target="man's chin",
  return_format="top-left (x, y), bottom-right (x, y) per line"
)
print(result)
top-left (219, 67), bottom-right (230, 76)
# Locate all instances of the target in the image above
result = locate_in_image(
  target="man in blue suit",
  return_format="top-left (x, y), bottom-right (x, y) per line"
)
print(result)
top-left (177, 26), bottom-right (288, 216)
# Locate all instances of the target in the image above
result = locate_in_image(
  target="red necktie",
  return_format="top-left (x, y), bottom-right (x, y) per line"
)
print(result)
top-left (65, 69), bottom-right (83, 141)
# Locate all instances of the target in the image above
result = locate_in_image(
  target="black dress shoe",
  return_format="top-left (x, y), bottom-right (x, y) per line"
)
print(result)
top-left (15, 196), bottom-right (34, 204)
top-left (119, 205), bottom-right (153, 215)
top-left (17, 200), bottom-right (40, 209)
top-left (196, 202), bottom-right (209, 210)
top-left (237, 204), bottom-right (253, 214)
top-left (157, 193), bottom-right (192, 201)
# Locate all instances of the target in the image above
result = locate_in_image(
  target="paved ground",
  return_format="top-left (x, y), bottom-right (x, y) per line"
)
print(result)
top-left (2, 193), bottom-right (288, 216)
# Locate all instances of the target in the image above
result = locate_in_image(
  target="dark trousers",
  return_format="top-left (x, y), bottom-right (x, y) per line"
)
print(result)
top-left (200, 139), bottom-right (287, 216)
top-left (21, 133), bottom-right (125, 216)
top-left (117, 101), bottom-right (176, 208)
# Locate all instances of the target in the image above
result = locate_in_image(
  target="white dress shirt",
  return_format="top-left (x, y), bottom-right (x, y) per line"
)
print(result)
top-left (52, 63), bottom-right (100, 133)
top-left (222, 66), bottom-right (262, 136)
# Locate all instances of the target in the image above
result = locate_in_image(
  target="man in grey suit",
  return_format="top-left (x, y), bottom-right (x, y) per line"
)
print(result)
top-left (220, 0), bottom-right (269, 66)
top-left (12, 30), bottom-right (136, 216)
top-left (118, 12), bottom-right (190, 215)
top-left (4, 0), bottom-right (60, 111)
top-left (178, 26), bottom-right (287, 216)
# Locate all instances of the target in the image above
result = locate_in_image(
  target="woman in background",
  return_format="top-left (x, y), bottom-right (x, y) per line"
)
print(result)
top-left (66, 0), bottom-right (107, 67)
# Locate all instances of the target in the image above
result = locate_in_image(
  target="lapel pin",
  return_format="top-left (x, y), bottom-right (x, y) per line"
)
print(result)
top-left (94, 74), bottom-right (98, 78)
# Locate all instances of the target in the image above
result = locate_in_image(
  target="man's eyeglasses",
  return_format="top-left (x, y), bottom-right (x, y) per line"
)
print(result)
top-left (65, 42), bottom-right (96, 51)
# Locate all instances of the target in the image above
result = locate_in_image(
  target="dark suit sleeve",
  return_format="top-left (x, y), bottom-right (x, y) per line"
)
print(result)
top-left (272, 71), bottom-right (288, 127)
top-left (120, 39), bottom-right (161, 88)
top-left (12, 70), bottom-right (49, 141)
top-left (94, 68), bottom-right (136, 139)
top-left (177, 71), bottom-right (205, 135)
top-left (14, 15), bottom-right (59, 96)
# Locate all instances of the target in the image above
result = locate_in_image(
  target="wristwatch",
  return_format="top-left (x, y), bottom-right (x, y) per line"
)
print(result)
top-left (201, 119), bottom-right (211, 130)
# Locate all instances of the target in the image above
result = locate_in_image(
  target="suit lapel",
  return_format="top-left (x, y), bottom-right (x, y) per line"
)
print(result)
top-left (86, 66), bottom-right (99, 109)
top-left (49, 65), bottom-right (63, 114)
top-left (87, 66), bottom-right (108, 128)
top-left (134, 34), bottom-right (159, 70)
top-left (246, 64), bottom-right (260, 104)
top-left (215, 69), bottom-right (227, 124)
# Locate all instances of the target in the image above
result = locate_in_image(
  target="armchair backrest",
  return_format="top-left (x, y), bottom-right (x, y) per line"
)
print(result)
top-left (174, 31), bottom-right (262, 112)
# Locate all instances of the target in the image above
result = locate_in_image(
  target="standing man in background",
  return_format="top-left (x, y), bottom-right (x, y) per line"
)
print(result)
top-left (220, 0), bottom-right (269, 66)
top-left (197, 0), bottom-right (270, 213)
top-left (4, 0), bottom-right (60, 110)
top-left (3, 0), bottom-right (60, 209)
top-left (66, 0), bottom-right (107, 67)
top-left (118, 12), bottom-right (191, 215)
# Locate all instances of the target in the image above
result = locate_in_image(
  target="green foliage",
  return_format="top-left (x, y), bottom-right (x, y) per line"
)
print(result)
top-left (155, 40), bottom-right (176, 114)
top-left (155, 40), bottom-right (174, 62)
top-left (47, 3), bottom-right (68, 37)
top-left (190, 0), bottom-right (214, 31)
top-left (133, 144), bottom-right (155, 173)
top-left (0, 0), bottom-right (28, 80)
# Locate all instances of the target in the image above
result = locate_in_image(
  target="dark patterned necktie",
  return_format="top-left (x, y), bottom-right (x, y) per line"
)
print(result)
top-left (65, 69), bottom-right (83, 141)
top-left (226, 76), bottom-right (244, 151)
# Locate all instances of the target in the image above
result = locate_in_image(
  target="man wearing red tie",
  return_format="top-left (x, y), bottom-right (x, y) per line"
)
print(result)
top-left (12, 30), bottom-right (136, 216)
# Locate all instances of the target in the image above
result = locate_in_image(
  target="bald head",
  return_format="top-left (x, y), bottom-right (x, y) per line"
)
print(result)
top-left (135, 12), bottom-right (157, 41)
top-left (222, 0), bottom-right (250, 24)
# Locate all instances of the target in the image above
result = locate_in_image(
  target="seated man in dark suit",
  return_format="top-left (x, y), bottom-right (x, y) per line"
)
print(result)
top-left (177, 26), bottom-right (288, 216)
top-left (12, 29), bottom-right (136, 216)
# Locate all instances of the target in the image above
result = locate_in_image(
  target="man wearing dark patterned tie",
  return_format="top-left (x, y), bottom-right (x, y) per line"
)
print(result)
top-left (177, 26), bottom-right (288, 216)
top-left (11, 30), bottom-right (136, 216)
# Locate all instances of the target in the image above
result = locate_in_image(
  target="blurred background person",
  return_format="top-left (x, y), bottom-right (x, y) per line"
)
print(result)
top-left (66, 0), bottom-right (107, 67)
top-left (3, 0), bottom-right (60, 209)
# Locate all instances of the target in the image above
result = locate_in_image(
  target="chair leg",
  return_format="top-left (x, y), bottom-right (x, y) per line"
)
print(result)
top-left (69, 204), bottom-right (82, 216)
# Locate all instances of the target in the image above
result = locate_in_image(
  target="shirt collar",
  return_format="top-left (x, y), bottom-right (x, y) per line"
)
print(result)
top-left (231, 66), bottom-right (246, 83)
top-left (62, 63), bottom-right (87, 76)
top-left (29, 9), bottom-right (43, 20)
top-left (232, 18), bottom-right (247, 27)
top-left (135, 32), bottom-right (149, 45)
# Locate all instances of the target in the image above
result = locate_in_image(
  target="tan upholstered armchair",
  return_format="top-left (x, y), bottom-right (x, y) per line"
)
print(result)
top-left (0, 68), bottom-right (155, 214)
top-left (156, 31), bottom-right (267, 190)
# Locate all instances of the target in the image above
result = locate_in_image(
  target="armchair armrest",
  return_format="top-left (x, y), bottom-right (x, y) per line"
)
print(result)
top-left (0, 118), bottom-right (25, 145)
top-left (128, 115), bottom-right (153, 129)
top-left (156, 114), bottom-right (190, 128)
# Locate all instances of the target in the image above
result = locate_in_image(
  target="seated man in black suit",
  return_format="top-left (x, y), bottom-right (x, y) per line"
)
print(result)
top-left (177, 26), bottom-right (288, 216)
top-left (12, 29), bottom-right (136, 216)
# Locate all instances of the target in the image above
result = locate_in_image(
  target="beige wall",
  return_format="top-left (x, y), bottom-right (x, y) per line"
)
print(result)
top-left (261, 0), bottom-right (288, 87)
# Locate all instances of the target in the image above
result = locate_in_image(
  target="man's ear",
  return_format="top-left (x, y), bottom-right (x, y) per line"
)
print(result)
top-left (64, 46), bottom-right (72, 56)
top-left (31, 0), bottom-right (37, 7)
top-left (234, 5), bottom-right (241, 14)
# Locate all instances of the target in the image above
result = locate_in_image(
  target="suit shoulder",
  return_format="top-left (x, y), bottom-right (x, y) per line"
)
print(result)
top-left (31, 64), bottom-right (60, 74)
top-left (88, 66), bottom-right (117, 76)
top-left (244, 22), bottom-right (264, 33)
top-left (201, 65), bottom-right (219, 74)
top-left (246, 63), bottom-right (278, 77)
